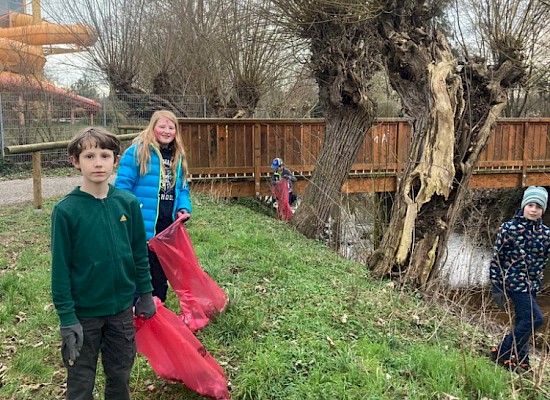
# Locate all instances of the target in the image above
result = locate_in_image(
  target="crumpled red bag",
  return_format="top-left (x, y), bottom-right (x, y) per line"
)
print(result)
top-left (149, 215), bottom-right (228, 331)
top-left (134, 297), bottom-right (230, 400)
top-left (272, 179), bottom-right (293, 220)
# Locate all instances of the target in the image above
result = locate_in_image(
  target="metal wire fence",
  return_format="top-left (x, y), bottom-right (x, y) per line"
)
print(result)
top-left (0, 92), bottom-right (209, 165)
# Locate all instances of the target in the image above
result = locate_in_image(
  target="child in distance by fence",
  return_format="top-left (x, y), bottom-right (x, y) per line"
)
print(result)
top-left (115, 110), bottom-right (192, 302)
top-left (271, 157), bottom-right (297, 205)
top-left (51, 127), bottom-right (156, 399)
top-left (489, 186), bottom-right (550, 372)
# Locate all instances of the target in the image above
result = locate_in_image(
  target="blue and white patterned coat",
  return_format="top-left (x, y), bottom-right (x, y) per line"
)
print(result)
top-left (489, 209), bottom-right (550, 293)
top-left (115, 142), bottom-right (192, 241)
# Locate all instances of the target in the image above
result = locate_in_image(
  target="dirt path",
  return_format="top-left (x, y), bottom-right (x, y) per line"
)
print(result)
top-left (0, 176), bottom-right (113, 206)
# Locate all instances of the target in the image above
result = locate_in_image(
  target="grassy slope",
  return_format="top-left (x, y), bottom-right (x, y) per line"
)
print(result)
top-left (0, 194), bottom-right (547, 399)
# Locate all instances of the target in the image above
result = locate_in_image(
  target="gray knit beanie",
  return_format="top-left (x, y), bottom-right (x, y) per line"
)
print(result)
top-left (521, 186), bottom-right (548, 212)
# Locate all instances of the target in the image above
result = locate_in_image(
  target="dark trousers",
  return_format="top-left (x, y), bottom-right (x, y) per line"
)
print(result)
top-left (65, 307), bottom-right (136, 400)
top-left (149, 248), bottom-right (168, 302)
top-left (498, 291), bottom-right (544, 365)
top-left (289, 193), bottom-right (297, 205)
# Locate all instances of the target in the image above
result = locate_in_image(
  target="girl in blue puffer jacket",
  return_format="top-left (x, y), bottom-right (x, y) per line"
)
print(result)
top-left (489, 186), bottom-right (550, 372)
top-left (115, 110), bottom-right (192, 302)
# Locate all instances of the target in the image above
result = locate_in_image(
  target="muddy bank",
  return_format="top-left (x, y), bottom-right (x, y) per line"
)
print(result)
top-left (449, 287), bottom-right (550, 348)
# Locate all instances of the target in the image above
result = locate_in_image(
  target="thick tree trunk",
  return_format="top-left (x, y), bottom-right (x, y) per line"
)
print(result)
top-left (291, 14), bottom-right (377, 239)
top-left (293, 107), bottom-right (374, 238)
top-left (369, 29), bottom-right (462, 283)
top-left (368, 6), bottom-right (525, 286)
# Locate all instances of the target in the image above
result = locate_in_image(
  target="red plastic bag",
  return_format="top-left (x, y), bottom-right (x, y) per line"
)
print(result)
top-left (134, 297), bottom-right (230, 400)
top-left (149, 216), bottom-right (228, 331)
top-left (272, 179), bottom-right (293, 220)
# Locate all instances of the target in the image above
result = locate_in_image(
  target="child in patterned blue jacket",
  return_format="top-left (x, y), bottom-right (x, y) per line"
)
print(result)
top-left (489, 186), bottom-right (550, 371)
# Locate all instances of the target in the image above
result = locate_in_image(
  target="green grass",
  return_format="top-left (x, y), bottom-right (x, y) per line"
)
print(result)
top-left (0, 194), bottom-right (547, 399)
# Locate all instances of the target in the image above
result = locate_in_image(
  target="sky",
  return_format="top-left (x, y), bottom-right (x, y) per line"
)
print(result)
top-left (36, 0), bottom-right (107, 92)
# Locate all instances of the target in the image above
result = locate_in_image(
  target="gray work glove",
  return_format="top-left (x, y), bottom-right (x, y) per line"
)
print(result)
top-left (491, 285), bottom-right (506, 311)
top-left (60, 322), bottom-right (84, 365)
top-left (135, 292), bottom-right (156, 319)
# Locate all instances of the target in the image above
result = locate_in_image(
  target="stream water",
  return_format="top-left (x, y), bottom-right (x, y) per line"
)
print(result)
top-left (337, 217), bottom-right (550, 345)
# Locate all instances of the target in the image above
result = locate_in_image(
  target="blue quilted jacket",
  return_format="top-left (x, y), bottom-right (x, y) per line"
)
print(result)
top-left (489, 209), bottom-right (550, 293)
top-left (115, 142), bottom-right (192, 240)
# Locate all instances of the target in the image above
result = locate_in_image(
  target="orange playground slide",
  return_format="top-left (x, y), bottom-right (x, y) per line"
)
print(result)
top-left (0, 9), bottom-right (100, 111)
top-left (0, 11), bottom-right (97, 75)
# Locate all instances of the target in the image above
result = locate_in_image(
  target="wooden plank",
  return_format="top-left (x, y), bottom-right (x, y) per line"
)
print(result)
top-left (289, 124), bottom-right (300, 166)
top-left (300, 123), bottom-right (307, 166)
top-left (201, 124), bottom-right (211, 167)
top-left (494, 124), bottom-right (504, 160)
top-left (396, 121), bottom-right (410, 177)
top-left (469, 172), bottom-right (550, 189)
top-left (284, 123), bottom-right (293, 163)
top-left (262, 123), bottom-right (271, 167)
top-left (512, 123), bottom-right (523, 160)
top-left (387, 122), bottom-right (398, 167)
top-left (191, 124), bottom-right (203, 167)
top-left (228, 124), bottom-right (237, 167)
top-left (355, 125), bottom-right (367, 164)
top-left (206, 124), bottom-right (216, 167)
top-left (244, 124), bottom-right (253, 167)
top-left (533, 122), bottom-right (547, 161)
top-left (188, 169), bottom-right (550, 198)
top-left (179, 124), bottom-right (192, 166)
top-left (342, 176), bottom-right (398, 193)
top-left (254, 123), bottom-right (261, 196)
top-left (189, 166), bottom-right (255, 175)
top-left (505, 123), bottom-right (516, 161)
top-left (233, 124), bottom-right (245, 167)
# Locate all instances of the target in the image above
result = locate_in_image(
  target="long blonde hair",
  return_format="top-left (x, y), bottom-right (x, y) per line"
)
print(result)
top-left (133, 110), bottom-right (188, 187)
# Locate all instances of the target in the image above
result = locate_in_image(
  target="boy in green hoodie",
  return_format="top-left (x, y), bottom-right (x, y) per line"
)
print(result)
top-left (51, 127), bottom-right (156, 399)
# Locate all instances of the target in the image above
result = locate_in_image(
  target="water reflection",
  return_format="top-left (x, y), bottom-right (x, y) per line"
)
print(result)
top-left (439, 233), bottom-right (491, 288)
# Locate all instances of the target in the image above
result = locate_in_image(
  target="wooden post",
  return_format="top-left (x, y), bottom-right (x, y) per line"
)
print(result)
top-left (253, 123), bottom-right (262, 197)
top-left (32, 151), bottom-right (42, 210)
top-left (521, 121), bottom-right (529, 187)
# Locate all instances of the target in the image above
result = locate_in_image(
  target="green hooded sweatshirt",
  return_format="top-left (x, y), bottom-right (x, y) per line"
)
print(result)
top-left (51, 185), bottom-right (153, 327)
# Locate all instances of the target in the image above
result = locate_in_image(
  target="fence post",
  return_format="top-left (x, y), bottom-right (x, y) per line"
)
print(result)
top-left (521, 120), bottom-right (529, 187)
top-left (254, 123), bottom-right (261, 197)
top-left (32, 151), bottom-right (42, 210)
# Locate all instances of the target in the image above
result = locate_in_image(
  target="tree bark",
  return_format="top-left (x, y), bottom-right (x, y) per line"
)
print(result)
top-left (293, 107), bottom-right (375, 238)
top-left (291, 15), bottom-right (377, 239)
top-left (368, 3), bottom-right (526, 286)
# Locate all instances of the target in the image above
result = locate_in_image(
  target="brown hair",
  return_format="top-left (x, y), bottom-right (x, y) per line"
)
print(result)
top-left (67, 127), bottom-right (121, 159)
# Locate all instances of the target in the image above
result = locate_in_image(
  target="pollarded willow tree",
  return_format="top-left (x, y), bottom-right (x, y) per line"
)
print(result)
top-left (52, 0), bottom-right (190, 114)
top-left (368, 0), bottom-right (547, 285)
top-left (271, 0), bottom-right (379, 239)
top-left (457, 0), bottom-right (550, 117)
top-left (53, 0), bottom-right (295, 117)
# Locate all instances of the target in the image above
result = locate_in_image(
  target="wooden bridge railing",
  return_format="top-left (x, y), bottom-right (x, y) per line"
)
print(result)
top-left (120, 118), bottom-right (550, 197)
top-left (5, 118), bottom-right (550, 209)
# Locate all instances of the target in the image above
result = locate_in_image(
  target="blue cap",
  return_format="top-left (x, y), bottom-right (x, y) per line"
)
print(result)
top-left (271, 157), bottom-right (282, 169)
top-left (521, 186), bottom-right (548, 212)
